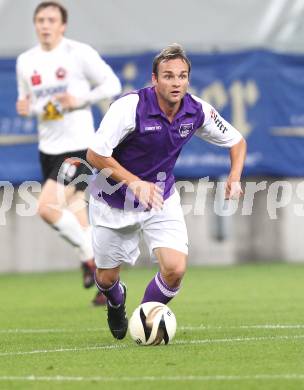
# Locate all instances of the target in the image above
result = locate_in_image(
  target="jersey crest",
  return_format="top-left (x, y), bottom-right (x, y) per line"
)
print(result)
top-left (179, 122), bottom-right (193, 138)
top-left (56, 67), bottom-right (67, 80)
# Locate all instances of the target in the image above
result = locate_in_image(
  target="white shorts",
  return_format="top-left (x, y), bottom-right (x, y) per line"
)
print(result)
top-left (89, 190), bottom-right (188, 268)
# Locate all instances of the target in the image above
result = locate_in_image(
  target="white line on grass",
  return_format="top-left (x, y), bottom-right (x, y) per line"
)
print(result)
top-left (1, 324), bottom-right (304, 334)
top-left (0, 344), bottom-right (128, 357)
top-left (180, 324), bottom-right (304, 330)
top-left (0, 334), bottom-right (304, 357)
top-left (175, 334), bottom-right (304, 345)
top-left (0, 374), bottom-right (304, 382)
top-left (0, 328), bottom-right (108, 334)
top-left (240, 324), bottom-right (304, 329)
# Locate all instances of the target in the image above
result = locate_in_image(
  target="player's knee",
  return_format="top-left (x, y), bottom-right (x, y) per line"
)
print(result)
top-left (162, 264), bottom-right (187, 288)
top-left (95, 268), bottom-right (119, 289)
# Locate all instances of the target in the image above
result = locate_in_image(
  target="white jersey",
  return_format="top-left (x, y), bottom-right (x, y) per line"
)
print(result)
top-left (16, 38), bottom-right (121, 154)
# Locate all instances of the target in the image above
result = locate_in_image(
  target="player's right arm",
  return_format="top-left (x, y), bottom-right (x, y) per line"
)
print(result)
top-left (16, 54), bottom-right (46, 118)
top-left (87, 94), bottom-right (163, 209)
top-left (87, 150), bottom-right (163, 210)
top-left (16, 56), bottom-right (31, 117)
top-left (16, 97), bottom-right (30, 117)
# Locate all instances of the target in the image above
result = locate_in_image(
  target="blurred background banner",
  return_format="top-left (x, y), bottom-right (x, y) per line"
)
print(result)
top-left (1, 0), bottom-right (304, 271)
top-left (1, 49), bottom-right (304, 184)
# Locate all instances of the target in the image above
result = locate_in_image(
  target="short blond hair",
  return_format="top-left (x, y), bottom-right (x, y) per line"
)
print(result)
top-left (152, 43), bottom-right (191, 76)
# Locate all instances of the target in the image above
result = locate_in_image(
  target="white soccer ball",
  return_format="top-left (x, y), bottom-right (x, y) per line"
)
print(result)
top-left (129, 301), bottom-right (177, 346)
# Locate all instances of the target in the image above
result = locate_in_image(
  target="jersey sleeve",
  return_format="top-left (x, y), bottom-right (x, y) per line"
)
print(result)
top-left (79, 46), bottom-right (122, 105)
top-left (89, 93), bottom-right (139, 157)
top-left (193, 96), bottom-right (243, 147)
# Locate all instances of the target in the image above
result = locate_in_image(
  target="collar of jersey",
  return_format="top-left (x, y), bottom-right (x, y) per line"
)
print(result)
top-left (147, 87), bottom-right (197, 118)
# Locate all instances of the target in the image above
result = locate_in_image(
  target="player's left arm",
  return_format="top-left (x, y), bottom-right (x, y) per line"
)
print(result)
top-left (225, 137), bottom-right (246, 199)
top-left (55, 46), bottom-right (122, 111)
top-left (194, 99), bottom-right (247, 199)
top-left (77, 46), bottom-right (122, 106)
top-left (83, 49), bottom-right (122, 102)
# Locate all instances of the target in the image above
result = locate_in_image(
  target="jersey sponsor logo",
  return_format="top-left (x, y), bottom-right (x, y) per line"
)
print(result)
top-left (34, 85), bottom-right (67, 99)
top-left (144, 125), bottom-right (162, 131)
top-left (179, 122), bottom-right (193, 138)
top-left (42, 101), bottom-right (63, 121)
top-left (31, 71), bottom-right (42, 86)
top-left (210, 109), bottom-right (228, 133)
top-left (56, 67), bottom-right (67, 80)
top-left (143, 121), bottom-right (162, 132)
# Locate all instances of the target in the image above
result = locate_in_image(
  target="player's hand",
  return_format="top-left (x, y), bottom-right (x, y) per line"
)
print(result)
top-left (16, 97), bottom-right (30, 116)
top-left (129, 180), bottom-right (164, 210)
top-left (225, 176), bottom-right (243, 200)
top-left (54, 93), bottom-right (79, 110)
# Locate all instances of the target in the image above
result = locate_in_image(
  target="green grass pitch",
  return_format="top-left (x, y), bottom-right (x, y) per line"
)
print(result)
top-left (0, 263), bottom-right (303, 390)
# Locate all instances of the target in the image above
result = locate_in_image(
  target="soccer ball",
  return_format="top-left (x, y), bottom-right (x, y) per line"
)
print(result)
top-left (129, 302), bottom-right (177, 346)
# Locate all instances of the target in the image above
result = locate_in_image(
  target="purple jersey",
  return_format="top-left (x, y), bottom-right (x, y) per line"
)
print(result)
top-left (89, 86), bottom-right (242, 210)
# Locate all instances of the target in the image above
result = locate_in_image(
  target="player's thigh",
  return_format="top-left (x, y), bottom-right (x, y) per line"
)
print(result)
top-left (38, 179), bottom-right (72, 209)
top-left (67, 190), bottom-right (88, 227)
top-left (92, 224), bottom-right (141, 269)
top-left (143, 192), bottom-right (189, 259)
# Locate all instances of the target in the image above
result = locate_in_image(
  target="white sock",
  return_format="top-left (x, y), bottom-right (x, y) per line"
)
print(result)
top-left (79, 225), bottom-right (94, 261)
top-left (52, 210), bottom-right (94, 261)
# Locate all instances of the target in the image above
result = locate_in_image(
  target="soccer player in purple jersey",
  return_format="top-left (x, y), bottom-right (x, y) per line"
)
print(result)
top-left (87, 44), bottom-right (247, 339)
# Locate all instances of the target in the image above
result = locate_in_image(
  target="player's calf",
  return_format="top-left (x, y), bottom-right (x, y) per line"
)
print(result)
top-left (141, 271), bottom-right (181, 304)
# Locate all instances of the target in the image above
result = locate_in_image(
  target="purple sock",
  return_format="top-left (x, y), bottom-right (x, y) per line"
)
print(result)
top-left (141, 272), bottom-right (180, 304)
top-left (94, 275), bottom-right (123, 306)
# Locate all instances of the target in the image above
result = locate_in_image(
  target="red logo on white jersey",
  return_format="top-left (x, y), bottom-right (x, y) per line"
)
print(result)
top-left (56, 67), bottom-right (67, 80)
top-left (31, 71), bottom-right (41, 86)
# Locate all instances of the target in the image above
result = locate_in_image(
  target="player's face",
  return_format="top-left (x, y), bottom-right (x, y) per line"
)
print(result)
top-left (152, 58), bottom-right (189, 108)
top-left (34, 6), bottom-right (66, 50)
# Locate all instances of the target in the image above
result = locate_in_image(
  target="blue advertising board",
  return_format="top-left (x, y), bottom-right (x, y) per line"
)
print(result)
top-left (1, 49), bottom-right (304, 184)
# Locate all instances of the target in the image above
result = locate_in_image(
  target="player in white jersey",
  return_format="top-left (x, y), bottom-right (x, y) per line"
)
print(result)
top-left (16, 1), bottom-right (122, 305)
